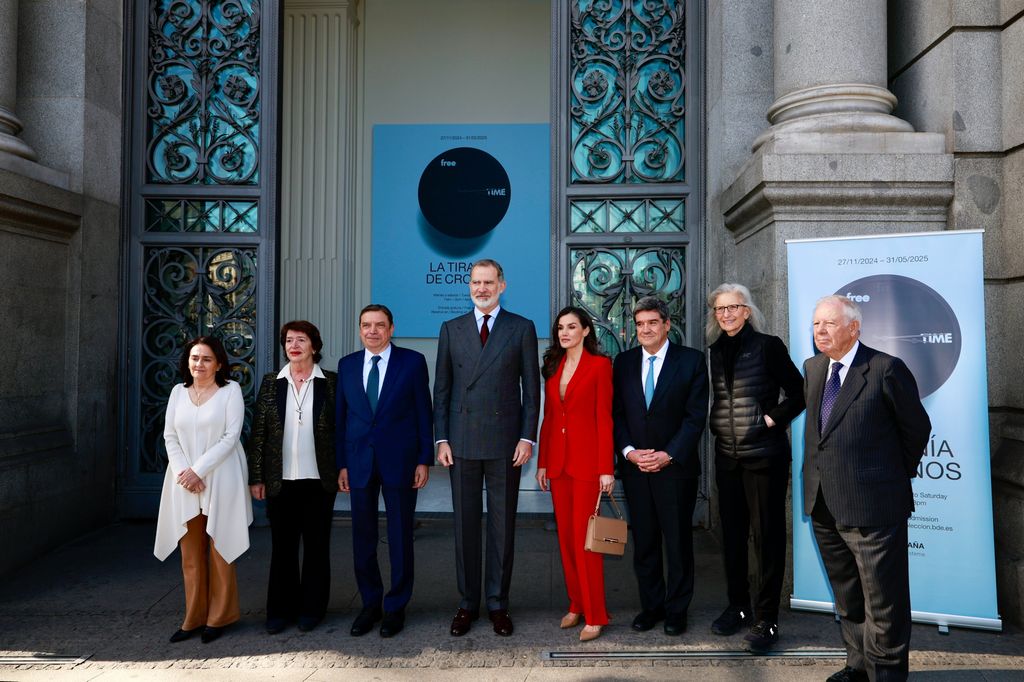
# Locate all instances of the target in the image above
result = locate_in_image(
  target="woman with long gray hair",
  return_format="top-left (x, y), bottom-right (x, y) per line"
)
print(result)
top-left (705, 283), bottom-right (804, 654)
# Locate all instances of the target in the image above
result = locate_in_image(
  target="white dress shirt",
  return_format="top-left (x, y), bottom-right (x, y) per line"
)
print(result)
top-left (475, 305), bottom-right (500, 335)
top-left (828, 340), bottom-right (860, 388)
top-left (279, 363), bottom-right (325, 481)
top-left (362, 343), bottom-right (392, 390)
top-left (622, 339), bottom-right (670, 458)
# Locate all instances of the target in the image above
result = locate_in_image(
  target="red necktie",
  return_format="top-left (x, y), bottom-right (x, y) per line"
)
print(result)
top-left (480, 314), bottom-right (491, 346)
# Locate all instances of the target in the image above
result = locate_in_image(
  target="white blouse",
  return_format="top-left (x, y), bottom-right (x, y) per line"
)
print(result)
top-left (154, 380), bottom-right (253, 564)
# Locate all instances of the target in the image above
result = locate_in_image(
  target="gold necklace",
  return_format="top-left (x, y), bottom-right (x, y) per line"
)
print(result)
top-left (190, 382), bottom-right (213, 405)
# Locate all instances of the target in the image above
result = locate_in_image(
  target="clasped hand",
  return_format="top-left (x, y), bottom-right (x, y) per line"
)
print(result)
top-left (177, 467), bottom-right (205, 494)
top-left (630, 449), bottom-right (671, 472)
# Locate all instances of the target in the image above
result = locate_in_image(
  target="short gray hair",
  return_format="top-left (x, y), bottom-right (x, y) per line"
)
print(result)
top-left (633, 296), bottom-right (670, 321)
top-left (471, 258), bottom-right (504, 281)
top-left (815, 294), bottom-right (863, 324)
top-left (706, 283), bottom-right (767, 344)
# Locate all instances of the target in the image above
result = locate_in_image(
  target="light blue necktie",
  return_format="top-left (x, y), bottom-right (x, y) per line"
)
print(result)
top-left (367, 355), bottom-right (381, 413)
top-left (644, 356), bottom-right (657, 407)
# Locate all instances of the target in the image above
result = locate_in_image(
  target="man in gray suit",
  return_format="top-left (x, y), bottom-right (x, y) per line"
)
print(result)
top-left (434, 258), bottom-right (541, 637)
top-left (803, 295), bottom-right (931, 682)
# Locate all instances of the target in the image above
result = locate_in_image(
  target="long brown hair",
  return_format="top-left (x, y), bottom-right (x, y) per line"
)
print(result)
top-left (541, 306), bottom-right (604, 379)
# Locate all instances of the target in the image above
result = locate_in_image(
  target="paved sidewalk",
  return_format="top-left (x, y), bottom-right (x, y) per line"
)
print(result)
top-left (0, 519), bottom-right (1021, 681)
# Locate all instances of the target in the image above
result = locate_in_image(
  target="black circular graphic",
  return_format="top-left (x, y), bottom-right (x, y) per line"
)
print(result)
top-left (417, 147), bottom-right (511, 239)
top-left (832, 275), bottom-right (961, 398)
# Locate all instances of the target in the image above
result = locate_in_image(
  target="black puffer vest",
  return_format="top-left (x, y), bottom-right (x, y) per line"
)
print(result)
top-left (709, 328), bottom-right (791, 461)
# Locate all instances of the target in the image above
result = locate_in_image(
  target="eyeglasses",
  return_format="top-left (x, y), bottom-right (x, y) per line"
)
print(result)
top-left (712, 304), bottom-right (748, 316)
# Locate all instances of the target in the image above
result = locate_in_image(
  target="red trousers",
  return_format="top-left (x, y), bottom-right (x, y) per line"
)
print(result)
top-left (551, 475), bottom-right (609, 625)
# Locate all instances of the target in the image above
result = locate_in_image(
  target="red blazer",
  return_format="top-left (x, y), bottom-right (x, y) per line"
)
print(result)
top-left (538, 351), bottom-right (614, 481)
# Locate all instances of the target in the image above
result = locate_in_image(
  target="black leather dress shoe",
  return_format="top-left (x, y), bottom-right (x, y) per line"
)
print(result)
top-left (826, 666), bottom-right (869, 682)
top-left (350, 606), bottom-right (383, 636)
top-left (200, 625), bottom-right (225, 643)
top-left (631, 608), bottom-right (666, 632)
top-left (297, 615), bottom-right (322, 632)
top-left (450, 608), bottom-right (478, 636)
top-left (169, 627), bottom-right (201, 643)
top-left (489, 609), bottom-right (514, 636)
top-left (380, 609), bottom-right (406, 638)
top-left (265, 617), bottom-right (288, 635)
top-left (663, 612), bottom-right (687, 636)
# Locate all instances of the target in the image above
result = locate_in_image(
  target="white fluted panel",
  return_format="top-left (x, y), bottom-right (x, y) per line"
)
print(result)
top-left (281, 1), bottom-right (359, 367)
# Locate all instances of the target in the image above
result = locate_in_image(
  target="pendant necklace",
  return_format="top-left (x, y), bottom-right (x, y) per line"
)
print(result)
top-left (290, 376), bottom-right (311, 424)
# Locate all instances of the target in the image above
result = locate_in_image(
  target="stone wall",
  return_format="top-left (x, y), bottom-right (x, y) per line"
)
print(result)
top-left (0, 0), bottom-right (122, 576)
top-left (889, 0), bottom-right (1024, 629)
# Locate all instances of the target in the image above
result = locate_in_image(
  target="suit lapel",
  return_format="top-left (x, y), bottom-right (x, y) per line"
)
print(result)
top-left (806, 353), bottom-right (826, 437)
top-left (471, 311), bottom-right (513, 384)
top-left (312, 376), bottom-right (325, 423)
top-left (649, 344), bottom-right (681, 410)
top-left (375, 347), bottom-right (400, 413)
top-left (562, 350), bottom-right (594, 403)
top-left (275, 377), bottom-right (288, 424)
top-left (624, 348), bottom-right (647, 412)
top-left (821, 346), bottom-right (869, 438)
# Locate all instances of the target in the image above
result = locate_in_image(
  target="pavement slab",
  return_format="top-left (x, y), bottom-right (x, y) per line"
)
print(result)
top-left (0, 520), bottom-right (1021, 680)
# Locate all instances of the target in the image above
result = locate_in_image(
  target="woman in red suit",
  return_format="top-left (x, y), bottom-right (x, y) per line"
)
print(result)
top-left (537, 306), bottom-right (615, 642)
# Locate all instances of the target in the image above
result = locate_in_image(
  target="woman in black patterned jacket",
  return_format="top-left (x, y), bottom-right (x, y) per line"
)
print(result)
top-left (248, 320), bottom-right (338, 634)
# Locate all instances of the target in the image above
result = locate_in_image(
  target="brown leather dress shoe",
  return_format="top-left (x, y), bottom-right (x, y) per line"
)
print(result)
top-left (489, 609), bottom-right (514, 636)
top-left (450, 608), bottom-right (478, 636)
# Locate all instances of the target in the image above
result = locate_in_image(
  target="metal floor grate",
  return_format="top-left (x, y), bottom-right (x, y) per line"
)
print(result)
top-left (0, 654), bottom-right (90, 666)
top-left (543, 648), bottom-right (848, 661)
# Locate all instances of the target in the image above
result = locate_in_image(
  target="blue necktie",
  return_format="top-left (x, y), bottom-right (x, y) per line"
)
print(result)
top-left (644, 356), bottom-right (657, 408)
top-left (367, 355), bottom-right (381, 413)
top-left (819, 361), bottom-right (843, 432)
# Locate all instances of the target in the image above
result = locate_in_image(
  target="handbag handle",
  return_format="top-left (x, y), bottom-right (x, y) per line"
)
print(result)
top-left (593, 488), bottom-right (624, 520)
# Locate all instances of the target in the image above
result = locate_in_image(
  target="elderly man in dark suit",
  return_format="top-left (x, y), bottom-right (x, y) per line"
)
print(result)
top-left (803, 295), bottom-right (931, 682)
top-left (434, 258), bottom-right (541, 637)
top-left (613, 296), bottom-right (709, 637)
top-left (336, 304), bottom-right (433, 639)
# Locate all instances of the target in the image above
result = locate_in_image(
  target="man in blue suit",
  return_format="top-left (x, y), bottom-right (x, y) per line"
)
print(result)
top-left (336, 304), bottom-right (433, 638)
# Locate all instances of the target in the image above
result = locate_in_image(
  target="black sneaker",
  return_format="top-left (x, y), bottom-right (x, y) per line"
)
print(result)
top-left (744, 620), bottom-right (779, 654)
top-left (710, 605), bottom-right (750, 635)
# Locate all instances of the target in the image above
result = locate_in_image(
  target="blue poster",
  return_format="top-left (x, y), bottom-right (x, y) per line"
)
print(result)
top-left (787, 230), bottom-right (1000, 631)
top-left (371, 124), bottom-right (550, 336)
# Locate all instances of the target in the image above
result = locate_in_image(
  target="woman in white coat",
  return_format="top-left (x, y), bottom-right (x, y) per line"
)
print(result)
top-left (154, 336), bottom-right (253, 644)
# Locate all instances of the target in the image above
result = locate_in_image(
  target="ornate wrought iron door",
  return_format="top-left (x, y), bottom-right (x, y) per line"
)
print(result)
top-left (553, 0), bottom-right (706, 517)
top-left (119, 0), bottom-right (280, 516)
top-left (554, 0), bottom-right (702, 359)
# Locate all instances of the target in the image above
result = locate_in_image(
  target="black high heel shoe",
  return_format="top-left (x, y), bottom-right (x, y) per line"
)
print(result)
top-left (169, 626), bottom-right (201, 643)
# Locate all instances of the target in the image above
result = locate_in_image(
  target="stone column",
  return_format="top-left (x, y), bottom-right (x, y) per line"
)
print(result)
top-left (0, 0), bottom-right (37, 161)
top-left (753, 0), bottom-right (912, 150)
top-left (720, 0), bottom-right (952, 332)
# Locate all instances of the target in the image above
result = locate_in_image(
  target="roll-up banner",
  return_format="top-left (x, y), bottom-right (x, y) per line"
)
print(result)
top-left (786, 230), bottom-right (1001, 631)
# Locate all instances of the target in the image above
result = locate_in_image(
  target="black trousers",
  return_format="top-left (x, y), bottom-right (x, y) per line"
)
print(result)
top-left (715, 457), bottom-right (789, 623)
top-left (811, 492), bottom-right (911, 682)
top-left (621, 474), bottom-right (698, 617)
top-left (265, 479), bottom-right (337, 621)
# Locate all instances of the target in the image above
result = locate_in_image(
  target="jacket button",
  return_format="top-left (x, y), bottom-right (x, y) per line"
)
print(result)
top-left (561, 427), bottom-right (566, 434)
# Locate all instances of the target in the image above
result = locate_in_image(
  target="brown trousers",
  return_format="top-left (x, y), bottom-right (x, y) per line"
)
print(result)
top-left (180, 514), bottom-right (240, 629)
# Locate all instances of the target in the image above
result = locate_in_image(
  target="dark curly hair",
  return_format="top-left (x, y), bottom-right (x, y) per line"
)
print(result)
top-left (179, 336), bottom-right (231, 387)
top-left (280, 320), bottom-right (324, 364)
top-left (542, 306), bottom-right (605, 379)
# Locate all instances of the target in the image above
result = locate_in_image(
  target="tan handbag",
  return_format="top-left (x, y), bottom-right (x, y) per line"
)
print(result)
top-left (584, 489), bottom-right (628, 556)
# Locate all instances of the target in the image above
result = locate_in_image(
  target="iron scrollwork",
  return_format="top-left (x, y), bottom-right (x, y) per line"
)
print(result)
top-left (146, 0), bottom-right (261, 184)
top-left (570, 246), bottom-right (686, 356)
top-left (139, 245), bottom-right (258, 472)
top-left (570, 0), bottom-right (686, 183)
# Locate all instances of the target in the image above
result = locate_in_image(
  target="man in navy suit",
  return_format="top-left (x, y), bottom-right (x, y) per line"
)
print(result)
top-left (612, 296), bottom-right (709, 637)
top-left (336, 304), bottom-right (433, 638)
top-left (803, 295), bottom-right (931, 682)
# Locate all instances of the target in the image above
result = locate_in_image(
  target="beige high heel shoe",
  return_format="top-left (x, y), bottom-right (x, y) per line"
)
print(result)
top-left (560, 612), bottom-right (582, 629)
top-left (579, 624), bottom-right (603, 642)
